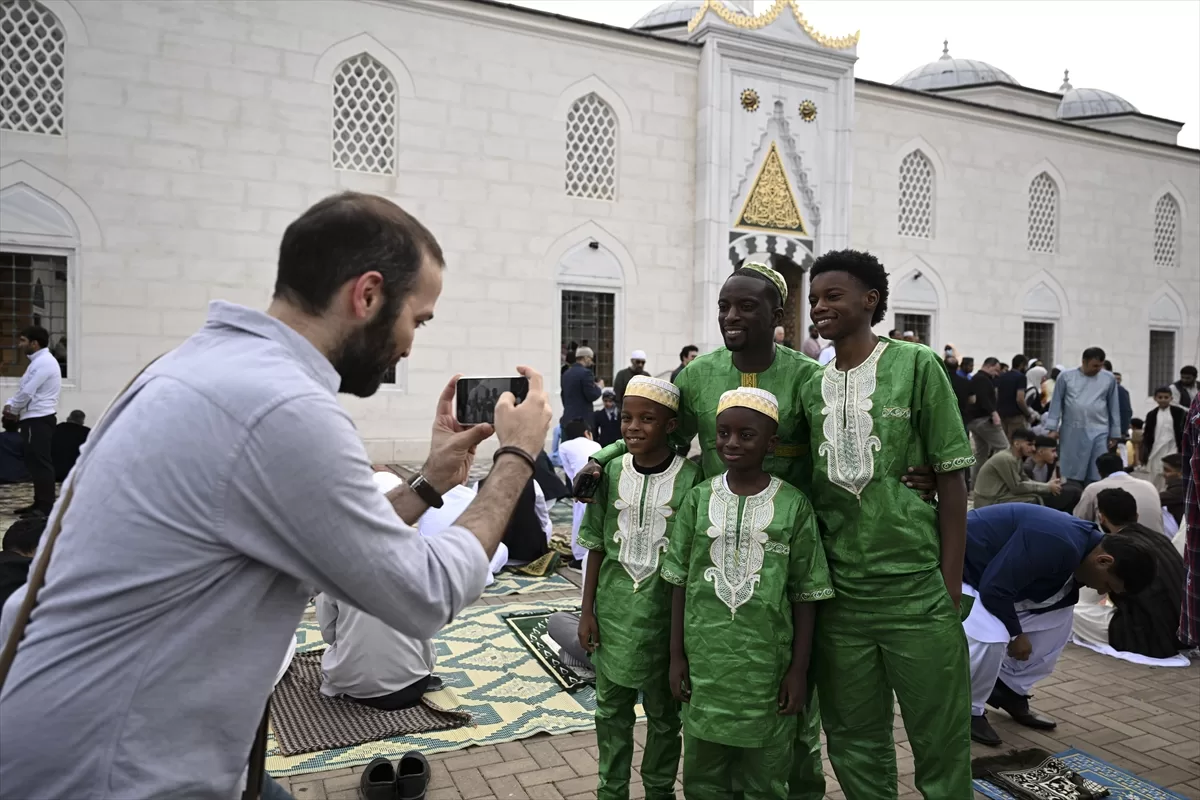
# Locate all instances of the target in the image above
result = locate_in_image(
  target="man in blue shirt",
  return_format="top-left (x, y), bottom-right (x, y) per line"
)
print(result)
top-left (560, 346), bottom-right (604, 428)
top-left (962, 503), bottom-right (1156, 745)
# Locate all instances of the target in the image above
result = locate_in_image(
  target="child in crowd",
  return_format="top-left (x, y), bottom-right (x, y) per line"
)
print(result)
top-left (1129, 418), bottom-right (1144, 469)
top-left (662, 387), bottom-right (833, 797)
top-left (577, 376), bottom-right (702, 800)
top-left (559, 419), bottom-right (601, 570)
top-left (1142, 388), bottom-right (1187, 491)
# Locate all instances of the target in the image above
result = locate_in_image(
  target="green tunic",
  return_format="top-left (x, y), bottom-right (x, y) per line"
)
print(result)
top-left (577, 454), bottom-right (703, 688)
top-left (660, 475), bottom-right (833, 750)
top-left (592, 346), bottom-right (820, 491)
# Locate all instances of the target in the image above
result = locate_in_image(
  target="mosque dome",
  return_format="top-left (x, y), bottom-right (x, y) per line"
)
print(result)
top-left (1055, 72), bottom-right (1138, 119)
top-left (630, 0), bottom-right (706, 29)
top-left (894, 41), bottom-right (1019, 91)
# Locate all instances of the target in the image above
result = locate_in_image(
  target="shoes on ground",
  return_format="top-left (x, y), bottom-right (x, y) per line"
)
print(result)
top-left (424, 675), bottom-right (444, 693)
top-left (396, 752), bottom-right (429, 800)
top-left (358, 757), bottom-right (397, 800)
top-left (971, 713), bottom-right (1002, 746)
top-left (987, 679), bottom-right (1057, 730)
top-left (565, 559), bottom-right (583, 573)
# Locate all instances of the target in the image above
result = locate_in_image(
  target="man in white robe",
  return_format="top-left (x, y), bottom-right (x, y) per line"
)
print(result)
top-left (1043, 347), bottom-right (1121, 486)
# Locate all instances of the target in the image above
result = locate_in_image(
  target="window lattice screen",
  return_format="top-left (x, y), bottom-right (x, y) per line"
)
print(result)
top-left (1153, 194), bottom-right (1179, 268)
top-left (0, 0), bottom-right (65, 136)
top-left (894, 313), bottom-right (931, 346)
top-left (1148, 330), bottom-right (1175, 395)
top-left (565, 93), bottom-right (617, 201)
top-left (561, 290), bottom-right (615, 386)
top-left (1027, 172), bottom-right (1058, 253)
top-left (897, 151), bottom-right (933, 238)
top-left (0, 251), bottom-right (68, 379)
top-left (1023, 321), bottom-right (1055, 367)
top-left (332, 53), bottom-right (397, 175)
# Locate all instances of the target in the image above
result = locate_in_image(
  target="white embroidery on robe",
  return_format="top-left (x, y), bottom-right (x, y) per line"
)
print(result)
top-left (704, 475), bottom-right (780, 617)
top-left (613, 454), bottom-right (685, 590)
top-left (819, 341), bottom-right (888, 499)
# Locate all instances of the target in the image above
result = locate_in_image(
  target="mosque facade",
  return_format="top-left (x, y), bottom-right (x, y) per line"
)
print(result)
top-left (1, 0), bottom-right (1197, 459)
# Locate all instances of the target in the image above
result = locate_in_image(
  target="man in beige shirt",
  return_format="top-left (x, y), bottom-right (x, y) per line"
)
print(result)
top-left (973, 429), bottom-right (1062, 508)
top-left (1074, 452), bottom-right (1164, 534)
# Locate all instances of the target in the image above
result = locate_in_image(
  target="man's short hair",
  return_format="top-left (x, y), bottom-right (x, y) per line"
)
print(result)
top-left (1011, 354), bottom-right (1028, 370)
top-left (982, 357), bottom-right (1000, 367)
top-left (1097, 488), bottom-right (1138, 527)
top-left (67, 410), bottom-right (86, 425)
top-left (19, 325), bottom-right (49, 349)
top-left (961, 357), bottom-right (974, 369)
top-left (1095, 452), bottom-right (1124, 478)
top-left (563, 419), bottom-right (590, 441)
top-left (809, 249), bottom-right (890, 325)
top-left (274, 192), bottom-right (443, 317)
top-left (1082, 347), bottom-right (1106, 362)
top-left (1154, 386), bottom-right (1173, 396)
top-left (1163, 453), bottom-right (1183, 470)
top-left (1011, 429), bottom-right (1037, 444)
top-left (3, 517), bottom-right (46, 555)
top-left (679, 345), bottom-right (698, 361)
top-left (1100, 531), bottom-right (1157, 594)
top-left (1103, 360), bottom-right (1113, 371)
top-left (1182, 365), bottom-right (1198, 377)
top-left (1034, 435), bottom-right (1057, 449)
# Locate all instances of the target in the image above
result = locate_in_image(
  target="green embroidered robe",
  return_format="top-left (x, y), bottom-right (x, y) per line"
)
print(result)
top-left (592, 346), bottom-right (821, 491)
top-left (660, 475), bottom-right (833, 749)
top-left (577, 454), bottom-right (703, 688)
top-left (801, 338), bottom-right (975, 599)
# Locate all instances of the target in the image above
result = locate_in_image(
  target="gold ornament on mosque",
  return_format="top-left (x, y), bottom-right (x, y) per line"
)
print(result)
top-left (798, 99), bottom-right (817, 122)
top-left (740, 88), bottom-right (760, 112)
top-left (736, 142), bottom-right (807, 235)
top-left (687, 0), bottom-right (859, 50)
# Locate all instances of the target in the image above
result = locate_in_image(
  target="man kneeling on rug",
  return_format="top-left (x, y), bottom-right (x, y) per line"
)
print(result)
top-left (962, 503), bottom-right (1156, 745)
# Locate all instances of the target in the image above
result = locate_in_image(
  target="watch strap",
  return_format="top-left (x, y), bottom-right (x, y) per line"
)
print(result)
top-left (409, 473), bottom-right (444, 509)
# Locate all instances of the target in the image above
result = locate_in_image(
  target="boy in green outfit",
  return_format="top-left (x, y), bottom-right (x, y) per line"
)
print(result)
top-left (576, 375), bottom-right (703, 800)
top-left (662, 387), bottom-right (833, 799)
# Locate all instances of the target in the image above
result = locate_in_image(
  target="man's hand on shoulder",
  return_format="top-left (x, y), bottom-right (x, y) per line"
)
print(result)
top-left (901, 465), bottom-right (937, 501)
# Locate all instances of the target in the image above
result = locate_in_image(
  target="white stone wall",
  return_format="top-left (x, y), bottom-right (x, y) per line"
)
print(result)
top-left (0, 0), bottom-right (699, 460)
top-left (852, 84), bottom-right (1200, 410)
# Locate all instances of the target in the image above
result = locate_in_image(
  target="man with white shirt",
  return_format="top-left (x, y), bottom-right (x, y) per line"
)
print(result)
top-left (1074, 452), bottom-right (1164, 534)
top-left (558, 418), bottom-right (601, 570)
top-left (3, 325), bottom-right (62, 517)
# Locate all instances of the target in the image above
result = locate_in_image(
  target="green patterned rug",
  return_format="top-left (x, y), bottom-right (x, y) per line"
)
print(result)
top-left (267, 599), bottom-right (610, 777)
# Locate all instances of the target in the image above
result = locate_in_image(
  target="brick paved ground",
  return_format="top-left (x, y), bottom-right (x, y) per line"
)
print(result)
top-left (274, 566), bottom-right (1200, 800)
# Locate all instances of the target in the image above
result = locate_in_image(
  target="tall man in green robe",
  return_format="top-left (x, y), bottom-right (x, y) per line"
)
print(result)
top-left (802, 249), bottom-right (975, 799)
top-left (575, 261), bottom-right (938, 798)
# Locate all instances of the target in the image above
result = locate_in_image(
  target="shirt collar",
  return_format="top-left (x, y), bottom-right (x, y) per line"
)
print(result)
top-left (204, 301), bottom-right (341, 395)
top-left (28, 348), bottom-right (52, 363)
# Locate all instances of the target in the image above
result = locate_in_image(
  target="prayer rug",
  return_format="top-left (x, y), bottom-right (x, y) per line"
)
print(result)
top-left (482, 569), bottom-right (574, 597)
top-left (973, 748), bottom-right (1189, 800)
top-left (508, 550), bottom-right (560, 578)
top-left (270, 652), bottom-right (470, 756)
top-left (266, 599), bottom-right (616, 777)
top-left (503, 607), bottom-right (595, 692)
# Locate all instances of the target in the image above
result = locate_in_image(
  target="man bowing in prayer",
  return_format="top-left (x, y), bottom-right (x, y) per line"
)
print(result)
top-left (1043, 347), bottom-right (1121, 486)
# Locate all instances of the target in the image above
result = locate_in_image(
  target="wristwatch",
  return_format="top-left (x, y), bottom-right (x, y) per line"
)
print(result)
top-left (408, 473), bottom-right (444, 509)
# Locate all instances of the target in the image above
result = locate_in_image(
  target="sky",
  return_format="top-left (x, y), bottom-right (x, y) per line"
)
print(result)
top-left (510, 0), bottom-right (1200, 149)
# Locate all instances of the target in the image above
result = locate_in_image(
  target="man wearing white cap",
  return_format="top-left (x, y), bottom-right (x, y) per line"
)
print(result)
top-left (612, 350), bottom-right (649, 409)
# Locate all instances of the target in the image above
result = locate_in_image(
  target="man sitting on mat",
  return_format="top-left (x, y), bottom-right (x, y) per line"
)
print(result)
top-left (962, 503), bottom-right (1156, 745)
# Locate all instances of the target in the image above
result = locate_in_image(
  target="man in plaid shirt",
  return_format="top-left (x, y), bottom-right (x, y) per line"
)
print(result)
top-left (1180, 393), bottom-right (1200, 647)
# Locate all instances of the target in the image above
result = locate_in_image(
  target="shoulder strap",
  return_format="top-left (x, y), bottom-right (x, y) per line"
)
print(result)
top-left (0, 359), bottom-right (159, 690)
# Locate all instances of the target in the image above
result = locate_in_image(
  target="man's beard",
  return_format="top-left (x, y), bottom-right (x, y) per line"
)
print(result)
top-left (333, 308), bottom-right (400, 398)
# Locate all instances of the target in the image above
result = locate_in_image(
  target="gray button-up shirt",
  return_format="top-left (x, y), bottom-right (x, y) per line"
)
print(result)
top-left (0, 302), bottom-right (489, 799)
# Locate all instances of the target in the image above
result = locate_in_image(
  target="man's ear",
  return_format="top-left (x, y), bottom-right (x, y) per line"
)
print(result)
top-left (767, 433), bottom-right (780, 454)
top-left (666, 418), bottom-right (679, 435)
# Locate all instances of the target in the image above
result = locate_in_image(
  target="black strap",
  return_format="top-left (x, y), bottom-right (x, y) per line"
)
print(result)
top-left (241, 705), bottom-right (270, 800)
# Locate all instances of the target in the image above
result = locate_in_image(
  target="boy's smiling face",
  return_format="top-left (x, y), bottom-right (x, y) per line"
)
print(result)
top-left (715, 406), bottom-right (778, 470)
top-left (621, 395), bottom-right (676, 457)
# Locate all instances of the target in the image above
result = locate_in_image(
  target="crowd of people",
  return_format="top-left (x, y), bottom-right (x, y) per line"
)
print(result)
top-left (0, 192), bottom-right (1196, 800)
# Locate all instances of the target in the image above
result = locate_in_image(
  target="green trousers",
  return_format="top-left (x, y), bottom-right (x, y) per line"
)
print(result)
top-left (786, 687), bottom-right (825, 800)
top-left (595, 668), bottom-right (681, 800)
top-left (813, 576), bottom-right (973, 800)
top-left (682, 732), bottom-right (792, 799)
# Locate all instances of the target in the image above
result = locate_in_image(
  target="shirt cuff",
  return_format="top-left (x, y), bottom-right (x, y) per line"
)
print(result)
top-left (436, 524), bottom-right (492, 602)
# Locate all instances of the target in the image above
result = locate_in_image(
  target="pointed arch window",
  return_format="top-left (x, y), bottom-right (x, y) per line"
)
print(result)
top-left (331, 53), bottom-right (397, 175)
top-left (0, 0), bottom-right (66, 136)
top-left (1027, 173), bottom-right (1058, 253)
top-left (565, 93), bottom-right (617, 201)
top-left (1153, 194), bottom-right (1179, 267)
top-left (897, 151), bottom-right (933, 238)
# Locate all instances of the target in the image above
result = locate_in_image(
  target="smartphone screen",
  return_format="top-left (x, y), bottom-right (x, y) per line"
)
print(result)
top-left (455, 377), bottom-right (529, 426)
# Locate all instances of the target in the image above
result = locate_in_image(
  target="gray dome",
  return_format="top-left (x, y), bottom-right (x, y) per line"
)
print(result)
top-left (1057, 87), bottom-right (1138, 119)
top-left (894, 41), bottom-right (1019, 91)
top-left (631, 0), bottom-right (718, 29)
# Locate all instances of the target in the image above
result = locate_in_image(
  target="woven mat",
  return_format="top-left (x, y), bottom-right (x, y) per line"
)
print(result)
top-left (270, 652), bottom-right (471, 756)
top-left (482, 569), bottom-right (575, 598)
top-left (973, 747), bottom-right (1188, 800)
top-left (504, 608), bottom-right (594, 692)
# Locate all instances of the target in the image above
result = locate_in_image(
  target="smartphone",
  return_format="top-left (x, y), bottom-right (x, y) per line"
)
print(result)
top-left (455, 376), bottom-right (529, 426)
top-left (574, 469), bottom-right (602, 500)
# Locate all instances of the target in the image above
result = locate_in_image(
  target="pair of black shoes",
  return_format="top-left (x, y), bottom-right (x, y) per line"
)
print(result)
top-left (972, 680), bottom-right (1058, 746)
top-left (358, 753), bottom-right (428, 800)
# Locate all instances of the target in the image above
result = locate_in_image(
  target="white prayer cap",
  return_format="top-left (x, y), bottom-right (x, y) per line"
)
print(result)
top-left (717, 387), bottom-right (780, 423)
top-left (631, 349), bottom-right (647, 361)
top-left (576, 346), bottom-right (594, 358)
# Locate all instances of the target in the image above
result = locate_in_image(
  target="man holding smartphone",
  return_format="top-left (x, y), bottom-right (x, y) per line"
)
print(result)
top-left (0, 192), bottom-right (553, 800)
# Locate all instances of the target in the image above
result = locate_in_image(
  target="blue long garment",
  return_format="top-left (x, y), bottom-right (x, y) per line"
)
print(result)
top-left (964, 504), bottom-right (1104, 637)
top-left (1043, 368), bottom-right (1121, 483)
top-left (560, 362), bottom-right (602, 427)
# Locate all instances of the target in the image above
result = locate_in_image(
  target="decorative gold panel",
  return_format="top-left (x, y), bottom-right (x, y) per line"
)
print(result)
top-left (688, 0), bottom-right (859, 49)
top-left (735, 142), bottom-right (807, 236)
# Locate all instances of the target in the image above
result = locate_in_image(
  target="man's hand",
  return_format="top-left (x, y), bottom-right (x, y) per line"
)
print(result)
top-left (901, 465), bottom-right (937, 501)
top-left (577, 612), bottom-right (600, 654)
top-left (777, 664), bottom-right (807, 715)
top-left (991, 411), bottom-right (1001, 426)
top-left (493, 366), bottom-right (553, 456)
top-left (1049, 477), bottom-right (1063, 495)
top-left (572, 460), bottom-right (603, 504)
top-left (669, 655), bottom-right (691, 703)
top-left (423, 374), bottom-right (495, 493)
top-left (595, 378), bottom-right (605, 388)
top-left (1007, 633), bottom-right (1032, 661)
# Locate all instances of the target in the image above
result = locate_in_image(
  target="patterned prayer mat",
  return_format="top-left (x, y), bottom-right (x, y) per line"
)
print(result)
top-left (270, 652), bottom-right (471, 756)
top-left (973, 748), bottom-right (1188, 800)
top-left (507, 550), bottom-right (560, 578)
top-left (504, 608), bottom-right (595, 692)
top-left (482, 569), bottom-right (574, 597)
top-left (265, 599), bottom-right (605, 777)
